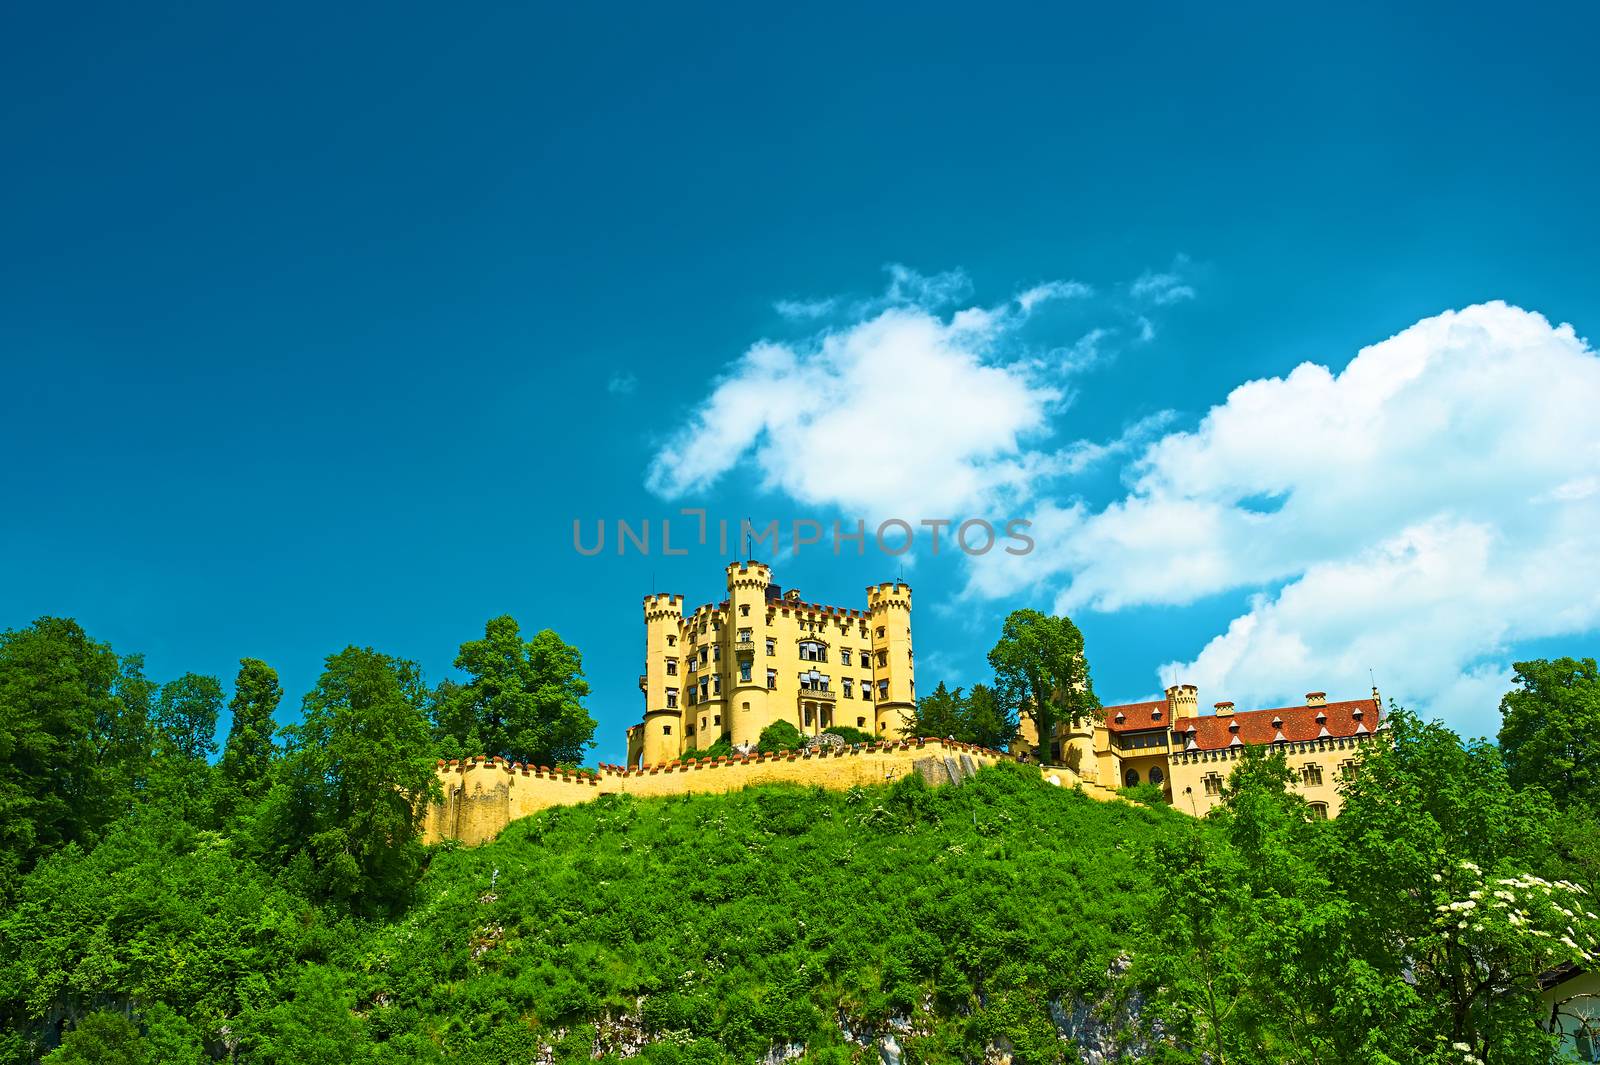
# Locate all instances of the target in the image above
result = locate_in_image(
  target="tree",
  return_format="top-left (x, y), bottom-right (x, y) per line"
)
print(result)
top-left (436, 617), bottom-right (595, 766)
top-left (900, 682), bottom-right (1017, 749)
top-left (963, 684), bottom-right (1018, 750)
top-left (987, 610), bottom-right (1098, 766)
top-left (258, 647), bottom-right (438, 914)
top-left (153, 673), bottom-right (222, 762)
top-left (1325, 708), bottom-right (1588, 1063)
top-left (43, 1011), bottom-right (144, 1065)
top-left (901, 681), bottom-right (966, 739)
top-left (0, 618), bottom-right (134, 885)
top-left (758, 720), bottom-right (806, 753)
top-left (218, 658), bottom-right (282, 819)
top-left (149, 673), bottom-right (222, 823)
top-left (1498, 656), bottom-right (1600, 809)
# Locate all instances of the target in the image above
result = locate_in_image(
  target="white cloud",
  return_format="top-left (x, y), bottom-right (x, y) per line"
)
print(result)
top-left (1131, 256), bottom-right (1197, 305)
top-left (1017, 280), bottom-right (1093, 313)
top-left (968, 300), bottom-right (1600, 728)
top-left (646, 303), bottom-right (1063, 518)
top-left (774, 297), bottom-right (836, 320)
top-left (607, 371), bottom-right (638, 395)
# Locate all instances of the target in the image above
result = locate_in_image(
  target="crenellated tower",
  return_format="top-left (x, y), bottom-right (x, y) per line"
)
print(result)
top-left (867, 580), bottom-right (914, 737)
top-left (640, 592), bottom-right (685, 766)
top-left (725, 560), bottom-right (775, 747)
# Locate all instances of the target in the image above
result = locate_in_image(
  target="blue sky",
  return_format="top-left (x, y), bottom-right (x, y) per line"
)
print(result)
top-left (3, 2), bottom-right (1598, 763)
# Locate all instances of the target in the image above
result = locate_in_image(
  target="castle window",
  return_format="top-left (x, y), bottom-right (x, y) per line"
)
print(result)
top-left (699, 678), bottom-right (709, 700)
top-left (876, 626), bottom-right (886, 638)
top-left (667, 635), bottom-right (676, 646)
top-left (840, 648), bottom-right (852, 666)
top-left (712, 676), bottom-right (721, 695)
top-left (765, 638), bottom-right (776, 656)
top-left (687, 689), bottom-right (696, 706)
top-left (1203, 773), bottom-right (1223, 796)
top-left (877, 679), bottom-right (889, 699)
top-left (700, 716), bottom-right (707, 731)
top-left (666, 688), bottom-right (678, 708)
top-left (740, 605), bottom-right (749, 616)
top-left (740, 662), bottom-right (752, 683)
top-left (766, 669), bottom-right (777, 689)
top-left (739, 628), bottom-right (752, 643)
top-left (799, 641), bottom-right (827, 662)
top-left (1309, 802), bottom-right (1329, 820)
top-left (1124, 768), bottom-right (1141, 787)
top-left (712, 645), bottom-right (721, 661)
top-left (714, 714), bottom-right (721, 726)
top-left (686, 724), bottom-right (695, 736)
top-left (742, 701), bottom-right (749, 711)
top-left (1149, 766), bottom-right (1165, 786)
top-left (1339, 759), bottom-right (1357, 781)
top-left (857, 717), bottom-right (866, 728)
top-left (1301, 763), bottom-right (1324, 787)
top-left (876, 651), bottom-right (887, 668)
top-left (843, 678), bottom-right (853, 698)
top-left (663, 724), bottom-right (672, 735)
top-left (862, 679), bottom-right (872, 698)
top-left (665, 657), bottom-right (677, 676)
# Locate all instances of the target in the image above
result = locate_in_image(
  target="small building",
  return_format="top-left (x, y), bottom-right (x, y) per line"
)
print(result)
top-left (1019, 685), bottom-right (1384, 817)
top-left (1540, 963), bottom-right (1600, 1062)
top-left (627, 562), bottom-right (915, 767)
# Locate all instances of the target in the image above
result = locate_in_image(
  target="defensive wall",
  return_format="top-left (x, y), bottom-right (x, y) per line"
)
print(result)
top-left (423, 737), bottom-right (1011, 846)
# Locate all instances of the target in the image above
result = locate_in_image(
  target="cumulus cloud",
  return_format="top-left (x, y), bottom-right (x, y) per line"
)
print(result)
top-left (968, 300), bottom-right (1600, 731)
top-left (646, 267), bottom-right (1135, 520)
top-left (645, 300), bottom-right (1062, 519)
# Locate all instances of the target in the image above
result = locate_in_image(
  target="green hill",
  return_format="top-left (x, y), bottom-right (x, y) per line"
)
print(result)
top-left (1, 764), bottom-right (1183, 1065)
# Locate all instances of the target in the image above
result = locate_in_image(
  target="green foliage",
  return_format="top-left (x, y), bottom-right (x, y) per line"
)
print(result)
top-left (219, 658), bottom-right (283, 820)
top-left (679, 731), bottom-right (734, 762)
top-left (257, 647), bottom-right (438, 915)
top-left (0, 618), bottom-right (136, 888)
top-left (757, 720), bottom-right (806, 753)
top-left (1497, 656), bottom-right (1600, 809)
top-left (821, 725), bottom-right (873, 745)
top-left (903, 682), bottom-right (1018, 749)
top-left (434, 617), bottom-right (596, 766)
top-left (987, 610), bottom-right (1097, 765)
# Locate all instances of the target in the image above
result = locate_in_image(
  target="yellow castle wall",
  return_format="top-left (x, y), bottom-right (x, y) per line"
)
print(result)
top-left (422, 738), bottom-right (1005, 846)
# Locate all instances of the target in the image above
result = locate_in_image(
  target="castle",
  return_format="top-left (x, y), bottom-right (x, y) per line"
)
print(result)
top-left (423, 563), bottom-right (1384, 845)
top-left (625, 561), bottom-right (914, 767)
top-left (1021, 684), bottom-right (1384, 818)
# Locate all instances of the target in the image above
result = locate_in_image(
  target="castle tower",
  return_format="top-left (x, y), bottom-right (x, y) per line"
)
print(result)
top-left (1165, 683), bottom-right (1199, 720)
top-left (640, 593), bottom-right (685, 765)
top-left (725, 560), bottom-right (774, 748)
top-left (867, 581), bottom-right (914, 737)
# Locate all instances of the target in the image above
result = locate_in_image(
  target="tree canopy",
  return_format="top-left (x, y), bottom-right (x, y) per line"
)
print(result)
top-left (988, 609), bottom-right (1098, 764)
top-left (433, 616), bottom-right (595, 766)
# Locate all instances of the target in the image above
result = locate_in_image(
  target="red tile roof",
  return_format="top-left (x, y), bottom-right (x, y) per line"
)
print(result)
top-left (1102, 696), bottom-right (1381, 752)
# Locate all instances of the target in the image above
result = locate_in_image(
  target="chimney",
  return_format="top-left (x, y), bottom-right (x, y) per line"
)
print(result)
top-left (1306, 691), bottom-right (1326, 707)
top-left (1213, 701), bottom-right (1235, 717)
top-left (1165, 683), bottom-right (1199, 719)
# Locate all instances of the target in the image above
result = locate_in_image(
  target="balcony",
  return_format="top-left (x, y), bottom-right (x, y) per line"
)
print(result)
top-left (734, 639), bottom-right (755, 653)
top-left (637, 674), bottom-right (647, 693)
top-left (799, 688), bottom-right (837, 703)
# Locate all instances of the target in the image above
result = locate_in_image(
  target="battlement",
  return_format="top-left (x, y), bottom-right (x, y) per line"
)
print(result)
top-left (867, 581), bottom-right (912, 612)
top-left (422, 738), bottom-right (1005, 846)
top-left (644, 594), bottom-right (684, 621)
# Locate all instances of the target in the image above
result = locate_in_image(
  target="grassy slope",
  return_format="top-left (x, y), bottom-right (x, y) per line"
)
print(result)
top-left (352, 763), bottom-right (1183, 1063)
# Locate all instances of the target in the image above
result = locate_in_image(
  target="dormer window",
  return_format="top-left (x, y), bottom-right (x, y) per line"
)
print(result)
top-left (1114, 712), bottom-right (1126, 724)
top-left (1228, 720), bottom-right (1240, 732)
top-left (1152, 707), bottom-right (1162, 720)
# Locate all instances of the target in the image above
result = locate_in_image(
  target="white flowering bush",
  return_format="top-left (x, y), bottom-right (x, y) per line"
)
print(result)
top-left (1421, 860), bottom-right (1599, 1063)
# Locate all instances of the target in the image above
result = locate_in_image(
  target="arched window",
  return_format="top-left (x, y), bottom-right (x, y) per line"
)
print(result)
top-left (1149, 766), bottom-right (1165, 786)
top-left (1309, 802), bottom-right (1329, 820)
top-left (1124, 768), bottom-right (1141, 787)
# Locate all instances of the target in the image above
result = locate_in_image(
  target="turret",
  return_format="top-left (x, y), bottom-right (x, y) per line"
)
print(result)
top-left (640, 593), bottom-right (685, 765)
top-left (726, 560), bottom-right (774, 747)
top-left (1165, 683), bottom-right (1199, 720)
top-left (867, 581), bottom-right (914, 737)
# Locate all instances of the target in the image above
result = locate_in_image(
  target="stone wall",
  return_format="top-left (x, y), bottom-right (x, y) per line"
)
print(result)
top-left (422, 738), bottom-right (1007, 846)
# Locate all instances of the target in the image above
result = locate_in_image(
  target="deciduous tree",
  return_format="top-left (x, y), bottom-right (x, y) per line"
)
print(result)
top-left (987, 610), bottom-right (1098, 766)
